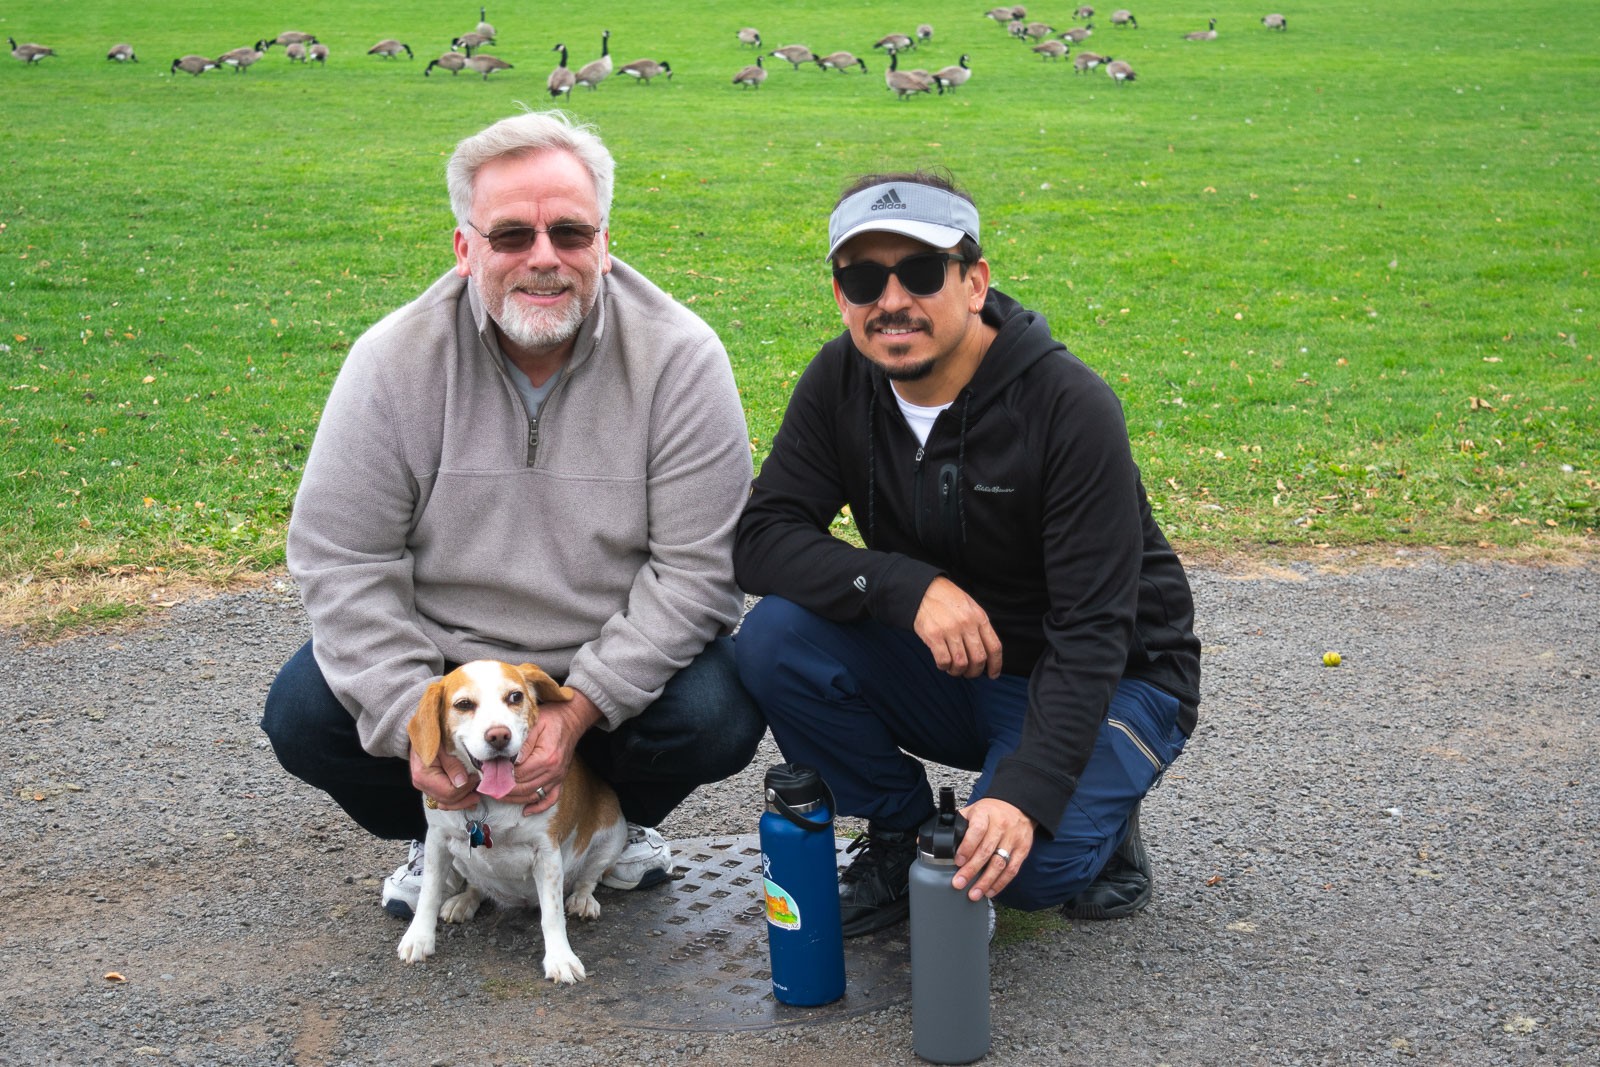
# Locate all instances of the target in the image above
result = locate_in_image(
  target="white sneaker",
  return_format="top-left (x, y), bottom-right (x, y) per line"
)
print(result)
top-left (600, 824), bottom-right (674, 890)
top-left (381, 840), bottom-right (425, 919)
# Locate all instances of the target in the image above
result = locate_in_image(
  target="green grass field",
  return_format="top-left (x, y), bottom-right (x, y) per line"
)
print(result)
top-left (3, 0), bottom-right (1596, 630)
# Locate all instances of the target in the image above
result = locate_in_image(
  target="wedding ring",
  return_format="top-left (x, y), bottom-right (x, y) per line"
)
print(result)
top-left (535, 786), bottom-right (547, 800)
top-left (994, 847), bottom-right (1012, 865)
top-left (424, 795), bottom-right (439, 810)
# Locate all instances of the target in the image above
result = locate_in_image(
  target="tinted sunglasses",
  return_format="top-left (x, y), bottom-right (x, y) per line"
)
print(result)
top-left (832, 252), bottom-right (968, 306)
top-left (465, 220), bottom-right (601, 253)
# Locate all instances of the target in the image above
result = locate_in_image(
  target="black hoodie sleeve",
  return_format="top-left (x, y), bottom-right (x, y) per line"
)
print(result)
top-left (983, 366), bottom-right (1146, 835)
top-left (734, 342), bottom-right (942, 626)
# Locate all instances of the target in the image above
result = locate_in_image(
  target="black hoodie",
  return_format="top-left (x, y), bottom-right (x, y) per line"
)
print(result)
top-left (734, 287), bottom-right (1201, 835)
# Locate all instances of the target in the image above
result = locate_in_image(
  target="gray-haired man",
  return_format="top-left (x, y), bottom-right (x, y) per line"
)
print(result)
top-left (263, 110), bottom-right (763, 914)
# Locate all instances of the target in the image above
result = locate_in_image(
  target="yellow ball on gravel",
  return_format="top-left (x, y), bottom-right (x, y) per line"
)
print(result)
top-left (1322, 651), bottom-right (1342, 667)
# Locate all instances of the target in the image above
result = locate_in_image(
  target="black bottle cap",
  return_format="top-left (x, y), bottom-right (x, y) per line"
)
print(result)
top-left (918, 786), bottom-right (968, 862)
top-left (764, 762), bottom-right (825, 808)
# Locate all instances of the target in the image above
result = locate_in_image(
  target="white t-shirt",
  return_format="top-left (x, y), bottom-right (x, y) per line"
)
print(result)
top-left (893, 387), bottom-right (952, 446)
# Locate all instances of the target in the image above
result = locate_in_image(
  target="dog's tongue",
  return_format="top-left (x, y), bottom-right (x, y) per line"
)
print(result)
top-left (477, 758), bottom-right (517, 800)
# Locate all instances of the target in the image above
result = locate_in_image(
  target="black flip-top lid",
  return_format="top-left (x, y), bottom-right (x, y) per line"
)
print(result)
top-left (918, 786), bottom-right (968, 862)
top-left (764, 762), bottom-right (826, 807)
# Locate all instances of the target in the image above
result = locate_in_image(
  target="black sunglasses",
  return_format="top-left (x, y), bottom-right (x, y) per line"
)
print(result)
top-left (832, 252), bottom-right (968, 306)
top-left (465, 220), bottom-right (601, 253)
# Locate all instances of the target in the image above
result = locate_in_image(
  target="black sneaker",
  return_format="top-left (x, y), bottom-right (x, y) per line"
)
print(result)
top-left (1060, 804), bottom-right (1152, 920)
top-left (838, 825), bottom-right (918, 937)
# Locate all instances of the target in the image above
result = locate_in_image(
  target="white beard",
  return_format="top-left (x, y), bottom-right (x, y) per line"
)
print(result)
top-left (495, 288), bottom-right (588, 352)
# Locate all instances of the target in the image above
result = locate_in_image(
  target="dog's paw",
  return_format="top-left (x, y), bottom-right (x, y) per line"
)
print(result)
top-left (544, 949), bottom-right (587, 985)
top-left (439, 888), bottom-right (482, 924)
top-left (397, 929), bottom-right (436, 964)
top-left (566, 891), bottom-right (602, 921)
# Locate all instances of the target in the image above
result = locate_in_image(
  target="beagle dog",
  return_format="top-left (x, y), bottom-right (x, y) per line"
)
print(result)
top-left (396, 660), bottom-right (628, 984)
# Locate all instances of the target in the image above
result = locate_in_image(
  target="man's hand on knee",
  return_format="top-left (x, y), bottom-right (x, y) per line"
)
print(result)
top-left (914, 577), bottom-right (1004, 679)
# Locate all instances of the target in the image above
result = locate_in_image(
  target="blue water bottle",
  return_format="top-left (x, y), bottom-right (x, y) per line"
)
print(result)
top-left (759, 763), bottom-right (846, 1006)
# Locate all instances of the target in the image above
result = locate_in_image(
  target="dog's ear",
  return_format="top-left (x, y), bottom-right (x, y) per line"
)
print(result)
top-left (515, 663), bottom-right (575, 706)
top-left (408, 678), bottom-right (449, 767)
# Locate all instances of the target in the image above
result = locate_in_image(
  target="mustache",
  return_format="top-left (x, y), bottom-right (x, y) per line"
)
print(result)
top-left (867, 311), bottom-right (930, 334)
top-left (511, 271), bottom-right (570, 291)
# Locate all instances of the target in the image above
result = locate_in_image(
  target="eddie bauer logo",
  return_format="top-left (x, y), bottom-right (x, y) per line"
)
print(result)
top-left (974, 484), bottom-right (1016, 493)
top-left (869, 189), bottom-right (908, 211)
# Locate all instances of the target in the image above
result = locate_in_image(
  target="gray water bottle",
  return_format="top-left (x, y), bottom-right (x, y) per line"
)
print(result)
top-left (910, 787), bottom-right (991, 1064)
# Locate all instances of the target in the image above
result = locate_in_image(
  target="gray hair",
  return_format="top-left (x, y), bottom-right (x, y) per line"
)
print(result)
top-left (445, 108), bottom-right (615, 228)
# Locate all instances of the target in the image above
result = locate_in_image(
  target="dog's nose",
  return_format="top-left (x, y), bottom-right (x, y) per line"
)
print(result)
top-left (485, 725), bottom-right (512, 751)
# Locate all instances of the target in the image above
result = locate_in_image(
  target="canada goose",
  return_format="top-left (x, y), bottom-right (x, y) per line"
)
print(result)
top-left (465, 53), bottom-right (511, 80)
top-left (1073, 51), bottom-right (1109, 73)
top-left (286, 42), bottom-right (308, 62)
top-left (170, 54), bottom-right (217, 76)
top-left (874, 33), bottom-right (914, 52)
top-left (1059, 25), bottom-right (1094, 43)
top-left (106, 43), bottom-right (137, 63)
top-left (985, 6), bottom-right (1017, 21)
top-left (1075, 6), bottom-right (1095, 17)
top-left (769, 44), bottom-right (816, 69)
top-left (547, 43), bottom-right (575, 96)
top-left (369, 40), bottom-right (413, 59)
top-left (1006, 20), bottom-right (1027, 39)
top-left (268, 32), bottom-right (318, 49)
top-left (1032, 40), bottom-right (1067, 61)
top-left (732, 54), bottom-right (766, 89)
top-left (476, 8), bottom-right (496, 42)
top-left (619, 58), bottom-right (672, 84)
top-left (1105, 58), bottom-right (1136, 84)
top-left (737, 28), bottom-right (761, 49)
top-left (575, 32), bottom-right (612, 89)
top-left (1110, 10), bottom-right (1138, 29)
top-left (219, 46), bottom-right (265, 72)
top-left (816, 51), bottom-right (868, 73)
top-left (917, 24), bottom-right (934, 43)
top-left (932, 54), bottom-right (971, 92)
top-left (9, 38), bottom-right (54, 63)
top-left (886, 51), bottom-right (933, 99)
top-left (1012, 5), bottom-right (1029, 17)
top-left (452, 32), bottom-right (491, 56)
top-left (1023, 23), bottom-right (1056, 41)
top-left (426, 51), bottom-right (467, 77)
top-left (1184, 18), bottom-right (1217, 41)
top-left (1262, 14), bottom-right (1287, 31)
top-left (309, 42), bottom-right (328, 64)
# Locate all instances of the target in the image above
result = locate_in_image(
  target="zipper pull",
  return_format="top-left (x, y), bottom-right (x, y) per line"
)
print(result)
top-left (914, 445), bottom-right (924, 464)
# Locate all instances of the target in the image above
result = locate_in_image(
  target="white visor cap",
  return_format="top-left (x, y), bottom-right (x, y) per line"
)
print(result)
top-left (826, 182), bottom-right (981, 260)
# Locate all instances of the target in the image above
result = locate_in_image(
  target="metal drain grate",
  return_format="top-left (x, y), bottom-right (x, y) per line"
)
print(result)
top-left (530, 834), bottom-right (911, 1031)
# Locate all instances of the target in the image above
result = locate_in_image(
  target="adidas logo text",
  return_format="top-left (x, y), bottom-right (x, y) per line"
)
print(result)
top-left (869, 189), bottom-right (908, 211)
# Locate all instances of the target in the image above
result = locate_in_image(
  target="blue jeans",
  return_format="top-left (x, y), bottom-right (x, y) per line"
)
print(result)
top-left (733, 597), bottom-right (1188, 911)
top-left (261, 636), bottom-right (764, 841)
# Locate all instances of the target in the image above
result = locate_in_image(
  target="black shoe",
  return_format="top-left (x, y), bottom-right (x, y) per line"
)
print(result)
top-left (1061, 805), bottom-right (1152, 920)
top-left (838, 825), bottom-right (918, 937)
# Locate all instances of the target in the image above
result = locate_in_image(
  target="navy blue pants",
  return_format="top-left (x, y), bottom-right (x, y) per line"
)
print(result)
top-left (733, 596), bottom-right (1188, 911)
top-left (261, 636), bottom-right (765, 841)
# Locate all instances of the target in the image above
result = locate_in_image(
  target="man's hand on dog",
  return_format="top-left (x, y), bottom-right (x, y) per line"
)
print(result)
top-left (410, 747), bottom-right (478, 811)
top-left (511, 689), bottom-right (603, 815)
top-left (410, 687), bottom-right (604, 816)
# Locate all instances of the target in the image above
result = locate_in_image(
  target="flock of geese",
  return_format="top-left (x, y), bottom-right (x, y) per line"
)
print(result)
top-left (10, 7), bottom-right (1291, 93)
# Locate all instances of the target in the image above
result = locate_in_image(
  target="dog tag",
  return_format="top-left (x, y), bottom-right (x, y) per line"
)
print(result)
top-left (467, 820), bottom-right (493, 849)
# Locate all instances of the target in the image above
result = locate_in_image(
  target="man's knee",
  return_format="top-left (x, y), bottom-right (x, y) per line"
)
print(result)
top-left (996, 844), bottom-right (1103, 911)
top-left (261, 641), bottom-right (353, 782)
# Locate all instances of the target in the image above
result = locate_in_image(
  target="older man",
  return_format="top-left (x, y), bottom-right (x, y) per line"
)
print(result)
top-left (733, 171), bottom-right (1201, 936)
top-left (263, 110), bottom-right (762, 916)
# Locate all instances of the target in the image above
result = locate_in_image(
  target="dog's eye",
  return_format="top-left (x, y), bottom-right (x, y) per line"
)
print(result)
top-left (506, 690), bottom-right (524, 705)
top-left (452, 698), bottom-right (476, 711)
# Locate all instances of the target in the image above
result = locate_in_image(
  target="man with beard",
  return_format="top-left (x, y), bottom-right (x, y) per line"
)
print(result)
top-left (262, 110), bottom-right (762, 918)
top-left (732, 172), bottom-right (1202, 936)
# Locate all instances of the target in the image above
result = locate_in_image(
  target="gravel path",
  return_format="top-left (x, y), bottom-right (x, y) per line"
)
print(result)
top-left (2, 557), bottom-right (1595, 1065)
